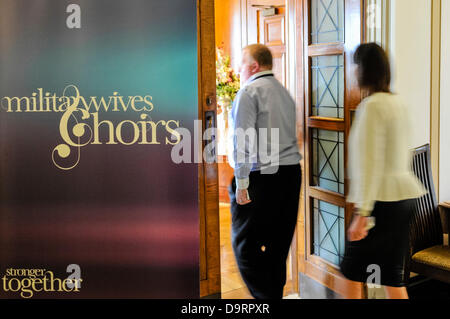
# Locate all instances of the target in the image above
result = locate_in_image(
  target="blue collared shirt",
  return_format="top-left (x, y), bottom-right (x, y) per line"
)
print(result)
top-left (228, 70), bottom-right (302, 189)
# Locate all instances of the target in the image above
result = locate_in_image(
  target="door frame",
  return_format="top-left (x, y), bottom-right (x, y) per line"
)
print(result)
top-left (240, 0), bottom-right (301, 296)
top-left (201, 0), bottom-right (369, 298)
top-left (198, 0), bottom-right (304, 298)
top-left (198, 0), bottom-right (221, 298)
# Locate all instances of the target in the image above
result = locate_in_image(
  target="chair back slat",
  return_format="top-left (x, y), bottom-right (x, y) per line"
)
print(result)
top-left (410, 144), bottom-right (443, 254)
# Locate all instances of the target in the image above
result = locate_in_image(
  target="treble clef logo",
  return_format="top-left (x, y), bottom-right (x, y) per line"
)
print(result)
top-left (52, 85), bottom-right (93, 170)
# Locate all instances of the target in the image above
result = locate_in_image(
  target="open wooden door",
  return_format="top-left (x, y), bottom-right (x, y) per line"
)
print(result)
top-left (299, 0), bottom-right (364, 298)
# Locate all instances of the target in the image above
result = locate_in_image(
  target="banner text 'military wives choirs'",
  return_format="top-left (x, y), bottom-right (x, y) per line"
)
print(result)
top-left (1, 85), bottom-right (182, 170)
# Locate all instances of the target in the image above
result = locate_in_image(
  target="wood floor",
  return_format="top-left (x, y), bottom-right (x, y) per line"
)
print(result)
top-left (219, 203), bottom-right (252, 299)
top-left (219, 203), bottom-right (296, 299)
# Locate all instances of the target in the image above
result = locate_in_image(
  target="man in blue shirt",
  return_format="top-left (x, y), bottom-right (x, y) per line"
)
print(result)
top-left (228, 44), bottom-right (302, 299)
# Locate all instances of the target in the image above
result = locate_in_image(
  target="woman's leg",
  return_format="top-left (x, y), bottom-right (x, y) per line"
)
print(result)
top-left (384, 286), bottom-right (408, 299)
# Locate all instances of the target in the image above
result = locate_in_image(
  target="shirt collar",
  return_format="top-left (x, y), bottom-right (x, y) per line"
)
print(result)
top-left (246, 70), bottom-right (274, 85)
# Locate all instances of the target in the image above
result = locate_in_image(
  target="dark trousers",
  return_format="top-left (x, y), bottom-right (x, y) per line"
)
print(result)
top-left (228, 164), bottom-right (301, 299)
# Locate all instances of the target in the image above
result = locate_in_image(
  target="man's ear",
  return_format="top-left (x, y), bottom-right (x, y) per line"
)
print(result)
top-left (251, 61), bottom-right (260, 73)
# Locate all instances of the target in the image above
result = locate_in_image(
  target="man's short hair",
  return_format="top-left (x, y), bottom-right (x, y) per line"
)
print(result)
top-left (244, 44), bottom-right (273, 69)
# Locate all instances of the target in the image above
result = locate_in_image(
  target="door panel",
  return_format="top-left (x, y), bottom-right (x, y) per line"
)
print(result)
top-left (262, 13), bottom-right (286, 85)
top-left (257, 7), bottom-right (286, 85)
top-left (264, 15), bottom-right (285, 45)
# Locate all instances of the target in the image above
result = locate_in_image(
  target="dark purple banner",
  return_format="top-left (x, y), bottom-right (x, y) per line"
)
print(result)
top-left (0, 0), bottom-right (199, 298)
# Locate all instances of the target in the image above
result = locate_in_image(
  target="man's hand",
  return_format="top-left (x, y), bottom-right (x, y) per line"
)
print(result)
top-left (236, 188), bottom-right (251, 205)
top-left (347, 214), bottom-right (369, 242)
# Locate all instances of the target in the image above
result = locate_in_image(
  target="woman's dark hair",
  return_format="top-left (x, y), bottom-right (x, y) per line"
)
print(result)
top-left (353, 43), bottom-right (391, 93)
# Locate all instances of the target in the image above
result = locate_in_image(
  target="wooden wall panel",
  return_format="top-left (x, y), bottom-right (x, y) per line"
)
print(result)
top-left (215, 0), bottom-right (242, 69)
top-left (218, 157), bottom-right (234, 202)
top-left (215, 0), bottom-right (242, 203)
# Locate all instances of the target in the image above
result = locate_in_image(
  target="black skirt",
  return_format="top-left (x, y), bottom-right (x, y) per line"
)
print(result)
top-left (340, 199), bottom-right (416, 287)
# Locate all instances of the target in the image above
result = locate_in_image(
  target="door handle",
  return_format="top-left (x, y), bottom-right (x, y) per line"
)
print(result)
top-left (204, 110), bottom-right (216, 164)
top-left (206, 95), bottom-right (215, 107)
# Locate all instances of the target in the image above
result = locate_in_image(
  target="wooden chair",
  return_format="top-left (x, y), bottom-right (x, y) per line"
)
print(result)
top-left (406, 144), bottom-right (450, 284)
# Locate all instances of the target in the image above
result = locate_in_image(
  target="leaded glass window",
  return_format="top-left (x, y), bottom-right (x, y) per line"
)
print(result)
top-left (311, 55), bottom-right (344, 119)
top-left (312, 129), bottom-right (344, 194)
top-left (311, 0), bottom-right (345, 44)
top-left (313, 199), bottom-right (345, 265)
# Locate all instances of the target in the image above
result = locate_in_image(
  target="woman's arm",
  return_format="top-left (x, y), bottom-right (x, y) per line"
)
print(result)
top-left (347, 100), bottom-right (386, 241)
top-left (353, 100), bottom-right (387, 217)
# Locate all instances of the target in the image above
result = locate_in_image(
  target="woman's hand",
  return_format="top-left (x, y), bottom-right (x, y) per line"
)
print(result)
top-left (347, 214), bottom-right (369, 241)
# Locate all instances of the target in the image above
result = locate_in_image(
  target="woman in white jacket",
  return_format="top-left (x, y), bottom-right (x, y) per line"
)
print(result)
top-left (340, 43), bottom-right (427, 299)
